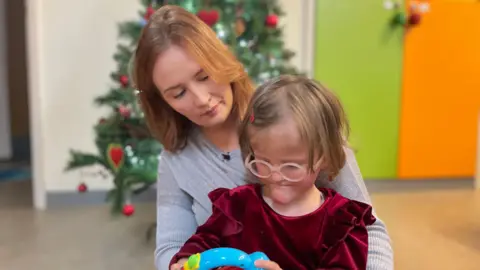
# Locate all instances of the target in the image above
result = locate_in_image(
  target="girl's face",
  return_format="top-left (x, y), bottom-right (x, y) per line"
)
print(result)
top-left (249, 116), bottom-right (323, 207)
top-left (152, 45), bottom-right (234, 129)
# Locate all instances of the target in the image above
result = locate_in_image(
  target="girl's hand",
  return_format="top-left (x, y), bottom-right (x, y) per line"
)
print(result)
top-left (170, 258), bottom-right (188, 270)
top-left (254, 260), bottom-right (282, 270)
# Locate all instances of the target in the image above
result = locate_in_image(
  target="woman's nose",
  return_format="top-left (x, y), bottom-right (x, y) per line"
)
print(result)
top-left (190, 85), bottom-right (211, 107)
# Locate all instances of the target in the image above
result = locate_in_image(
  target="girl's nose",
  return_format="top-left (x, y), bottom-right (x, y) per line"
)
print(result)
top-left (271, 171), bottom-right (283, 182)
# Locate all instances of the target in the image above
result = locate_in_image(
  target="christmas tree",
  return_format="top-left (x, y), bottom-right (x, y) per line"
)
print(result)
top-left (65, 0), bottom-right (299, 216)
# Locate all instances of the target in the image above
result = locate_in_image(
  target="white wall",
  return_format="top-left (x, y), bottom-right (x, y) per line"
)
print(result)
top-left (0, 0), bottom-right (12, 160)
top-left (26, 0), bottom-right (313, 208)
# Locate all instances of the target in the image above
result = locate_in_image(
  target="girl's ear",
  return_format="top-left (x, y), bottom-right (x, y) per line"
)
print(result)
top-left (314, 156), bottom-right (329, 172)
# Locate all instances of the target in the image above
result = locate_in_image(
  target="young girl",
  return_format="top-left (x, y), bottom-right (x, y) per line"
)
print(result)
top-left (169, 75), bottom-right (376, 270)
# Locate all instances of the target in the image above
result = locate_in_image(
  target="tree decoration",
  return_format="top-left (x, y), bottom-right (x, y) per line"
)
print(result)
top-left (386, 0), bottom-right (430, 29)
top-left (197, 9), bottom-right (220, 26)
top-left (77, 182), bottom-right (88, 193)
top-left (118, 104), bottom-right (131, 118)
top-left (417, 2), bottom-right (430, 13)
top-left (408, 12), bottom-right (422, 26)
top-left (385, 0), bottom-right (406, 27)
top-left (265, 14), bottom-right (278, 28)
top-left (119, 75), bottom-right (129, 87)
top-left (123, 204), bottom-right (135, 216)
top-left (383, 0), bottom-right (401, 10)
top-left (407, 1), bottom-right (430, 27)
top-left (393, 11), bottom-right (407, 26)
top-left (106, 143), bottom-right (125, 172)
top-left (235, 17), bottom-right (247, 37)
top-left (145, 6), bottom-right (155, 21)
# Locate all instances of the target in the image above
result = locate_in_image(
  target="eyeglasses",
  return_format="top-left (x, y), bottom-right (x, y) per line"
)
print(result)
top-left (244, 153), bottom-right (315, 182)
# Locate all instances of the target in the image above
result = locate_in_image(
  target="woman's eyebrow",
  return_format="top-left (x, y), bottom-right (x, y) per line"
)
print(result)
top-left (163, 69), bottom-right (205, 93)
top-left (163, 84), bottom-right (182, 93)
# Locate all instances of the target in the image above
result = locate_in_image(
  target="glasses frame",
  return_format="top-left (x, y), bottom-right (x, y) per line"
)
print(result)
top-left (244, 153), bottom-right (318, 182)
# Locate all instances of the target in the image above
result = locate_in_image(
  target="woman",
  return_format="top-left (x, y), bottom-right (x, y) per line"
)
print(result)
top-left (133, 5), bottom-right (393, 270)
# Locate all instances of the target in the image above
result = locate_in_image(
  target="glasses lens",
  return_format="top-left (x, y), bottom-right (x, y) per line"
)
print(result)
top-left (280, 164), bottom-right (306, 181)
top-left (249, 161), bottom-right (271, 178)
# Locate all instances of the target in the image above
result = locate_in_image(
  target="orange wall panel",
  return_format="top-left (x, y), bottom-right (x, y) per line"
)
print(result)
top-left (399, 1), bottom-right (480, 178)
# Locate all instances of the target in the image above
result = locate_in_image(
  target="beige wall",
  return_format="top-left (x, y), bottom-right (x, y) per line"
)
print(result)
top-left (26, 0), bottom-right (312, 207)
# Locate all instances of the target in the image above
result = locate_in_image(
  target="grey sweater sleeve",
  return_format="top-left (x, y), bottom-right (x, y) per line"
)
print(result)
top-left (154, 155), bottom-right (198, 270)
top-left (323, 148), bottom-right (394, 270)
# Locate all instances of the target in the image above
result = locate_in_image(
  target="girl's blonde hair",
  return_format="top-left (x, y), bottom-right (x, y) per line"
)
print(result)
top-left (238, 75), bottom-right (350, 178)
top-left (132, 5), bottom-right (255, 152)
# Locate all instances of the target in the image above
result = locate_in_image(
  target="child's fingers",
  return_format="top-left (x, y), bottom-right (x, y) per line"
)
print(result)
top-left (254, 259), bottom-right (282, 270)
top-left (169, 263), bottom-right (182, 270)
top-left (170, 258), bottom-right (188, 270)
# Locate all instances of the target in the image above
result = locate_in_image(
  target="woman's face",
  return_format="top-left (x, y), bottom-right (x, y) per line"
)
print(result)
top-left (152, 45), bottom-right (234, 128)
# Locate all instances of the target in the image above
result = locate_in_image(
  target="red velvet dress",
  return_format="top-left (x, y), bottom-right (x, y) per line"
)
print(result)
top-left (170, 184), bottom-right (376, 270)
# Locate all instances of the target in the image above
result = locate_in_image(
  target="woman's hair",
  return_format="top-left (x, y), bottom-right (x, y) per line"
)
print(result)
top-left (132, 5), bottom-right (255, 152)
top-left (238, 75), bottom-right (350, 178)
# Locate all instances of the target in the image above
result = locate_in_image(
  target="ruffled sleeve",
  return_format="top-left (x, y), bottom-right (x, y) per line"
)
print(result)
top-left (318, 191), bottom-right (376, 270)
top-left (169, 187), bottom-right (244, 267)
top-left (207, 187), bottom-right (244, 237)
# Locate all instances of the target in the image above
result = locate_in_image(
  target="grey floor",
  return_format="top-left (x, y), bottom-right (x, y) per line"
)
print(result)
top-left (0, 181), bottom-right (157, 270)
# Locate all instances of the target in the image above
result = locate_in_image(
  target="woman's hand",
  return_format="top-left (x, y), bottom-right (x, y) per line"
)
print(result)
top-left (254, 260), bottom-right (283, 270)
top-left (170, 258), bottom-right (188, 270)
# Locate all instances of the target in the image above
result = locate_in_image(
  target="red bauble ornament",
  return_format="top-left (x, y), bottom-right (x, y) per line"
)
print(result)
top-left (145, 6), bottom-right (155, 21)
top-left (107, 143), bottom-right (125, 171)
top-left (77, 183), bottom-right (87, 193)
top-left (119, 75), bottom-right (129, 87)
top-left (118, 105), bottom-right (131, 118)
top-left (99, 118), bottom-right (106, 124)
top-left (265, 14), bottom-right (278, 28)
top-left (408, 12), bottom-right (422, 26)
top-left (122, 204), bottom-right (135, 216)
top-left (197, 9), bottom-right (220, 26)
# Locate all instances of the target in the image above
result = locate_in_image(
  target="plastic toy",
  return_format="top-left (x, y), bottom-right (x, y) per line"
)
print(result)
top-left (182, 247), bottom-right (269, 270)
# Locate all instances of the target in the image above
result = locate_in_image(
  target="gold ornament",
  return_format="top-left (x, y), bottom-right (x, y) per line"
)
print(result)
top-left (235, 17), bottom-right (246, 37)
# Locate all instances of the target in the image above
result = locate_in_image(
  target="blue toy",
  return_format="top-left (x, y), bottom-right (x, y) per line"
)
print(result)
top-left (182, 247), bottom-right (269, 270)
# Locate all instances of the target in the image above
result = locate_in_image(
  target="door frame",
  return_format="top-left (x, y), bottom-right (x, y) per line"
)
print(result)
top-left (26, 0), bottom-right (46, 210)
top-left (301, 0), bottom-right (316, 77)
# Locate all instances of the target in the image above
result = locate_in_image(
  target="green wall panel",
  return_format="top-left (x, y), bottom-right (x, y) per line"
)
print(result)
top-left (314, 1), bottom-right (404, 179)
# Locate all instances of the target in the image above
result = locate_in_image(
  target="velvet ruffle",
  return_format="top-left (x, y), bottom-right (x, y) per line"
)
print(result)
top-left (171, 184), bottom-right (375, 270)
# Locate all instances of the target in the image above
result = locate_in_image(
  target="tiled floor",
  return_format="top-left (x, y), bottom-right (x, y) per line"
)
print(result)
top-left (1, 181), bottom-right (479, 270)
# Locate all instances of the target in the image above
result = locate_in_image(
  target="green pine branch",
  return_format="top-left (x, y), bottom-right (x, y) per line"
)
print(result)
top-left (94, 88), bottom-right (135, 106)
top-left (65, 150), bottom-right (108, 171)
top-left (124, 168), bottom-right (157, 185)
top-left (118, 21), bottom-right (143, 44)
top-left (106, 188), bottom-right (124, 215)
